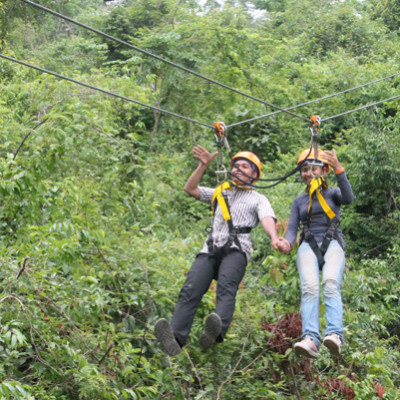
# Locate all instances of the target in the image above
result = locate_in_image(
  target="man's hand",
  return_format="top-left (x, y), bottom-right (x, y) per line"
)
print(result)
top-left (274, 237), bottom-right (292, 254)
top-left (193, 145), bottom-right (218, 166)
top-left (184, 145), bottom-right (219, 199)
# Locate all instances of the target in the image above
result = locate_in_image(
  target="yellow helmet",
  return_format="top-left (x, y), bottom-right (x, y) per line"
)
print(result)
top-left (297, 148), bottom-right (330, 173)
top-left (231, 151), bottom-right (262, 180)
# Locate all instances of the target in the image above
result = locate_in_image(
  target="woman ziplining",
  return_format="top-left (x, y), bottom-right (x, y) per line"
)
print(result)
top-left (277, 139), bottom-right (354, 358)
top-left (232, 115), bottom-right (355, 358)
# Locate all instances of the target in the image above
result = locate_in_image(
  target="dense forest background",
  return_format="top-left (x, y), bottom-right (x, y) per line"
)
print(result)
top-left (0, 0), bottom-right (400, 398)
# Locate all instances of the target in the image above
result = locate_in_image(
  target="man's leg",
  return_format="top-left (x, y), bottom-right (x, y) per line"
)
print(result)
top-left (171, 253), bottom-right (216, 346)
top-left (214, 249), bottom-right (247, 341)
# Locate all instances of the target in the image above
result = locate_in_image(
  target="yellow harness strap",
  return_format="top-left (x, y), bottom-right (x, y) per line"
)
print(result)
top-left (211, 181), bottom-right (233, 221)
top-left (308, 177), bottom-right (336, 220)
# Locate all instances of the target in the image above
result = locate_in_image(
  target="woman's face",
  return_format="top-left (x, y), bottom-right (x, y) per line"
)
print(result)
top-left (300, 164), bottom-right (323, 186)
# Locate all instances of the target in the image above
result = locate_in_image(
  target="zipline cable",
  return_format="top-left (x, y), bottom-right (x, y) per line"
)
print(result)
top-left (20, 0), bottom-right (309, 122)
top-left (4, 51), bottom-right (399, 161)
top-left (0, 54), bottom-right (296, 188)
top-left (4, 50), bottom-right (398, 188)
top-left (227, 71), bottom-right (400, 128)
top-left (11, 0), bottom-right (400, 129)
top-left (6, 3), bottom-right (400, 143)
top-left (0, 53), bottom-right (213, 129)
top-left (321, 94), bottom-right (400, 121)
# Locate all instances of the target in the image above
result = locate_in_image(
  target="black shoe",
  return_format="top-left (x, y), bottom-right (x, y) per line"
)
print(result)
top-left (154, 318), bottom-right (182, 356)
top-left (199, 313), bottom-right (222, 349)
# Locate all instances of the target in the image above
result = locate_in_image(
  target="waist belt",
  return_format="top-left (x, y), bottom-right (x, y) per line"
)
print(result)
top-left (301, 220), bottom-right (344, 269)
top-left (232, 226), bottom-right (252, 234)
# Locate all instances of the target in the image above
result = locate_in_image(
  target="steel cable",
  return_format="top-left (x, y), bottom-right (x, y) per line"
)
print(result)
top-left (228, 71), bottom-right (400, 128)
top-left (0, 53), bottom-right (213, 129)
top-left (21, 0), bottom-right (308, 122)
top-left (321, 94), bottom-right (400, 121)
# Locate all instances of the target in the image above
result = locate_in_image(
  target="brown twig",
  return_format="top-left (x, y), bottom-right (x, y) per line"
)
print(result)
top-left (13, 118), bottom-right (48, 160)
top-left (0, 294), bottom-right (26, 310)
top-left (184, 348), bottom-right (203, 390)
top-left (98, 343), bottom-right (113, 365)
top-left (288, 359), bottom-right (302, 400)
top-left (216, 331), bottom-right (251, 399)
top-left (17, 256), bottom-right (30, 279)
top-left (241, 349), bottom-right (265, 372)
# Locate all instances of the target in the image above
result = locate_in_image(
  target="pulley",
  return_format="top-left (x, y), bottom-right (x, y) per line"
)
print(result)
top-left (213, 121), bottom-right (230, 183)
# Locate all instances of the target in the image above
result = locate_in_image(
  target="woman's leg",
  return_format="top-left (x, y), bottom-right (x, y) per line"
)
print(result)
top-left (297, 242), bottom-right (321, 345)
top-left (322, 240), bottom-right (345, 343)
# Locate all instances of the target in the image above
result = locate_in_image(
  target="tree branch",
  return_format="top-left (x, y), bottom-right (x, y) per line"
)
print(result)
top-left (13, 118), bottom-right (48, 160)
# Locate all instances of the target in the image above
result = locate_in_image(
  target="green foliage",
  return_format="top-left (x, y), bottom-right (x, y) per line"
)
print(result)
top-left (343, 111), bottom-right (400, 257)
top-left (0, 0), bottom-right (400, 398)
top-left (369, 0), bottom-right (400, 32)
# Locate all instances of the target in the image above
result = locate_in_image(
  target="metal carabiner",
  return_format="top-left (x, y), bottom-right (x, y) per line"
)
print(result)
top-left (309, 115), bottom-right (321, 170)
top-left (215, 165), bottom-right (228, 184)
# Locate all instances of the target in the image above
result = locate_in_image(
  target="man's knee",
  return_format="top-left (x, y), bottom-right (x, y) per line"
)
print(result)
top-left (217, 279), bottom-right (239, 298)
top-left (177, 281), bottom-right (203, 304)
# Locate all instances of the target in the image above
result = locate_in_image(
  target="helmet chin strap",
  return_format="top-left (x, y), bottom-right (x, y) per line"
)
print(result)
top-left (231, 173), bottom-right (254, 189)
top-left (304, 159), bottom-right (327, 179)
top-left (311, 169), bottom-right (327, 179)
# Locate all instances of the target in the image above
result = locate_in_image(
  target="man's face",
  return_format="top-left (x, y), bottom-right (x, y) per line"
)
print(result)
top-left (231, 160), bottom-right (257, 184)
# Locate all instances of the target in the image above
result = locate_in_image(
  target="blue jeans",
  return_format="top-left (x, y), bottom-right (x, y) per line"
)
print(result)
top-left (296, 240), bottom-right (345, 346)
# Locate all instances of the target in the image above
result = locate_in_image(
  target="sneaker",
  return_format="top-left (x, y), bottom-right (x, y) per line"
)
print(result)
top-left (154, 318), bottom-right (182, 356)
top-left (293, 335), bottom-right (319, 359)
top-left (323, 333), bottom-right (342, 356)
top-left (199, 313), bottom-right (222, 349)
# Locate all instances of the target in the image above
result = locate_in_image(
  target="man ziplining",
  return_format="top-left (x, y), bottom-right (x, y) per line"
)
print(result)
top-left (155, 145), bottom-right (283, 356)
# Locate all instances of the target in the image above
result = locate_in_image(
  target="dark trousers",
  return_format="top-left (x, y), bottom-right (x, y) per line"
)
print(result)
top-left (171, 247), bottom-right (247, 346)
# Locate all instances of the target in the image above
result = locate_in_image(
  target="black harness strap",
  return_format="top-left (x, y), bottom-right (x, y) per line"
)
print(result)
top-left (319, 220), bottom-right (340, 255)
top-left (224, 193), bottom-right (248, 251)
top-left (207, 189), bottom-right (252, 253)
top-left (301, 220), bottom-right (343, 269)
top-left (302, 224), bottom-right (325, 268)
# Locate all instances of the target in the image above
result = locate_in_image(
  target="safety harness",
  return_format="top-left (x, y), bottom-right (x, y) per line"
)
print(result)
top-left (301, 177), bottom-right (343, 269)
top-left (206, 181), bottom-right (252, 253)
